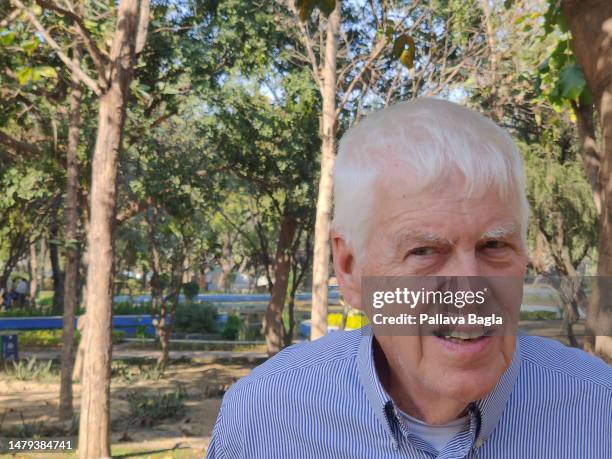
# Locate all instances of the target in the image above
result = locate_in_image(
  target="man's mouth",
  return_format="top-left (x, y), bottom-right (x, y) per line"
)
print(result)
top-left (433, 328), bottom-right (492, 344)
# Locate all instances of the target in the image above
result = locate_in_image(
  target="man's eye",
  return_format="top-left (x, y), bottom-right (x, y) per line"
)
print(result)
top-left (482, 240), bottom-right (507, 250)
top-left (409, 247), bottom-right (436, 256)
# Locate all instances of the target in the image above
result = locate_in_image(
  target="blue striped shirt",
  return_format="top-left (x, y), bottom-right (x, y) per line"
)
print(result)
top-left (206, 327), bottom-right (612, 458)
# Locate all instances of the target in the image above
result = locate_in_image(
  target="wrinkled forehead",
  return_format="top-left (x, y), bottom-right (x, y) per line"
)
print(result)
top-left (367, 164), bottom-right (524, 243)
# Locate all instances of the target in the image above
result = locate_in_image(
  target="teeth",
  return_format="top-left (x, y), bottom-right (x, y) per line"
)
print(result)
top-left (444, 330), bottom-right (484, 340)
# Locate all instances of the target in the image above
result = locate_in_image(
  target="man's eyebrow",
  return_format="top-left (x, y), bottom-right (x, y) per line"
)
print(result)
top-left (393, 228), bottom-right (454, 247)
top-left (480, 222), bottom-right (522, 240)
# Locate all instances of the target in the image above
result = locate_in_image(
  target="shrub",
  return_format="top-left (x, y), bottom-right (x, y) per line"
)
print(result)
top-left (520, 310), bottom-right (559, 320)
top-left (18, 329), bottom-right (125, 347)
top-left (111, 361), bottom-right (165, 382)
top-left (126, 388), bottom-right (186, 427)
top-left (0, 306), bottom-right (61, 317)
top-left (172, 301), bottom-right (218, 333)
top-left (182, 282), bottom-right (199, 301)
top-left (222, 313), bottom-right (242, 340)
top-left (113, 301), bottom-right (150, 315)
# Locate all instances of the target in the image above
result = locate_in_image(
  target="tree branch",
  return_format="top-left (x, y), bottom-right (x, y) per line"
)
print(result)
top-left (115, 197), bottom-right (152, 226)
top-left (12, 0), bottom-right (102, 96)
top-left (282, 0), bottom-right (322, 90)
top-left (35, 0), bottom-right (109, 84)
top-left (0, 130), bottom-right (42, 157)
top-left (0, 8), bottom-right (20, 28)
top-left (336, 37), bottom-right (388, 116)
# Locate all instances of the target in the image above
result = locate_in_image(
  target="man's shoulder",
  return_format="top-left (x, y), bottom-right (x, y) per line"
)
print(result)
top-left (518, 335), bottom-right (612, 392)
top-left (228, 328), bottom-right (364, 397)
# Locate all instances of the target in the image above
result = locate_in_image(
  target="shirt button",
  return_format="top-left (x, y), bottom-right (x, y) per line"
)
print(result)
top-left (475, 438), bottom-right (485, 448)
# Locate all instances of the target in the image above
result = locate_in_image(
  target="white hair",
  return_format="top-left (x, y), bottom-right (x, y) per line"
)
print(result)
top-left (332, 98), bottom-right (529, 257)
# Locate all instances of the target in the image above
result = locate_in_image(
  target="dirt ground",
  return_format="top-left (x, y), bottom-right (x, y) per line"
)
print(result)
top-left (0, 358), bottom-right (258, 458)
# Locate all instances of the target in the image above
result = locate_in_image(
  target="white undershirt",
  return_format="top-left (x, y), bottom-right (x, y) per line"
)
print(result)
top-left (396, 409), bottom-right (469, 452)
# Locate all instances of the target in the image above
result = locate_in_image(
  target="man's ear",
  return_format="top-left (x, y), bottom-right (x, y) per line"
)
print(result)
top-left (331, 230), bottom-right (362, 310)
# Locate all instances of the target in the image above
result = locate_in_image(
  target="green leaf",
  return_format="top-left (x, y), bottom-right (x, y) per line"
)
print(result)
top-left (84, 19), bottom-right (98, 31)
top-left (22, 39), bottom-right (38, 56)
top-left (15, 67), bottom-right (33, 85)
top-left (0, 31), bottom-right (16, 46)
top-left (32, 66), bottom-right (57, 81)
top-left (162, 86), bottom-right (180, 95)
top-left (537, 58), bottom-right (550, 74)
top-left (557, 65), bottom-right (586, 101)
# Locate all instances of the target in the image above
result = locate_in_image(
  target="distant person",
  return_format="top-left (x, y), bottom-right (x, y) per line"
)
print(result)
top-left (207, 99), bottom-right (612, 458)
top-left (3, 286), bottom-right (18, 310)
top-left (15, 277), bottom-right (28, 308)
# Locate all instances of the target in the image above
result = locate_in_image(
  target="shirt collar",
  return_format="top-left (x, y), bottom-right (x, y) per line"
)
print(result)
top-left (356, 325), bottom-right (522, 449)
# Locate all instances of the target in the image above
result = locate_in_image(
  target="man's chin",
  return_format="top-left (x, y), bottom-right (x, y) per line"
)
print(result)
top-left (423, 335), bottom-right (515, 402)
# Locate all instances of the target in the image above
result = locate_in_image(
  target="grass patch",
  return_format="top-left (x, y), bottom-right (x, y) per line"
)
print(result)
top-left (112, 361), bottom-right (166, 383)
top-left (5, 356), bottom-right (57, 382)
top-left (124, 388), bottom-right (186, 428)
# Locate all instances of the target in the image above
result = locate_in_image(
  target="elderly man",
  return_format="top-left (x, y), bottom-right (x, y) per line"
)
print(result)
top-left (206, 99), bottom-right (612, 458)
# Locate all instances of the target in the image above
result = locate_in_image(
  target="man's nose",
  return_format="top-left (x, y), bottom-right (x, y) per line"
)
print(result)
top-left (445, 250), bottom-right (481, 277)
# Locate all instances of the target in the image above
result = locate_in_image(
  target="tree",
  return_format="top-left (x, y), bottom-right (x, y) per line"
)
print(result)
top-left (560, 0), bottom-right (612, 358)
top-left (533, 0), bottom-right (612, 358)
top-left (58, 42), bottom-right (82, 421)
top-left (287, 0), bottom-right (495, 339)
top-left (522, 123), bottom-right (598, 346)
top-left (70, 0), bottom-right (148, 451)
top-left (209, 69), bottom-right (320, 354)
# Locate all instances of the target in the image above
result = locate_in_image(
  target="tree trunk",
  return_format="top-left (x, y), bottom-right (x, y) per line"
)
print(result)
top-left (78, 1), bottom-right (148, 457)
top-left (563, 0), bottom-right (612, 359)
top-left (311, 0), bottom-right (340, 341)
top-left (218, 269), bottom-right (231, 293)
top-left (217, 232), bottom-right (234, 292)
top-left (59, 46), bottom-right (82, 421)
top-left (49, 218), bottom-right (64, 314)
top-left (148, 214), bottom-right (169, 368)
top-left (567, 99), bottom-right (600, 352)
top-left (265, 212), bottom-right (297, 356)
top-left (155, 296), bottom-right (175, 369)
top-left (39, 235), bottom-right (47, 291)
top-left (284, 294), bottom-right (296, 348)
top-left (72, 315), bottom-right (86, 380)
top-left (29, 238), bottom-right (38, 308)
top-left (73, 219), bottom-right (89, 382)
top-left (572, 101), bottom-right (602, 214)
top-left (158, 325), bottom-right (170, 366)
top-left (141, 263), bottom-right (148, 291)
top-left (198, 265), bottom-right (208, 291)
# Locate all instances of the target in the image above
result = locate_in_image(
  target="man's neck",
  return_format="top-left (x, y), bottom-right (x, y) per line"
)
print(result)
top-left (373, 339), bottom-right (469, 425)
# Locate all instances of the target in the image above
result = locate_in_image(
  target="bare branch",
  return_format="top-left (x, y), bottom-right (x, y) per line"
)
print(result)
top-left (336, 37), bottom-right (388, 116)
top-left (281, 0), bottom-right (322, 90)
top-left (35, 0), bottom-right (109, 84)
top-left (12, 0), bottom-right (102, 95)
top-left (0, 8), bottom-right (20, 28)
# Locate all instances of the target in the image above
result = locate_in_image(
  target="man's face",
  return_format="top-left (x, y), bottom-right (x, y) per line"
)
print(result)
top-left (335, 166), bottom-right (527, 410)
